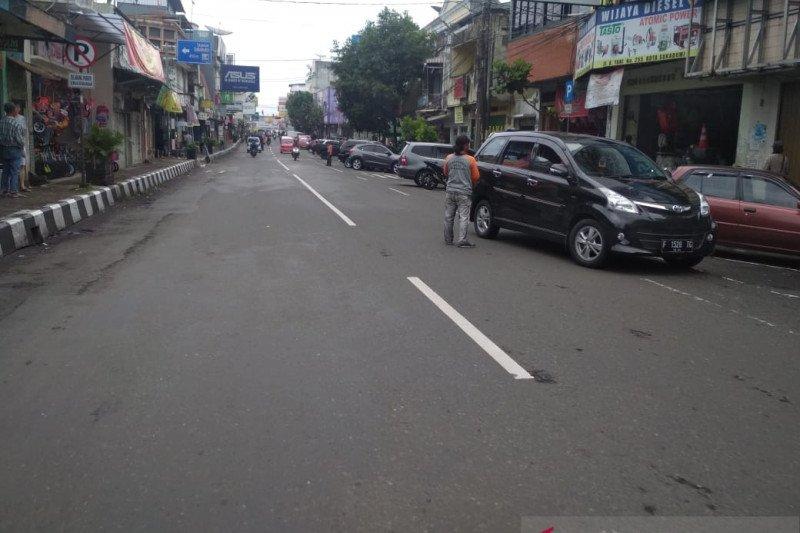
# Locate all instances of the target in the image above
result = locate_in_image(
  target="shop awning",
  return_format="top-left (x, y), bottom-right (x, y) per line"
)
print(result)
top-left (116, 20), bottom-right (165, 82)
top-left (30, 3), bottom-right (127, 45)
top-left (6, 56), bottom-right (62, 80)
top-left (0, 0), bottom-right (75, 43)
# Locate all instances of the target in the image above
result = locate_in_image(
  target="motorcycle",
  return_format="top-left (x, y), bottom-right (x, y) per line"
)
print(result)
top-left (420, 161), bottom-right (448, 190)
top-left (292, 147), bottom-right (300, 161)
top-left (248, 141), bottom-right (260, 157)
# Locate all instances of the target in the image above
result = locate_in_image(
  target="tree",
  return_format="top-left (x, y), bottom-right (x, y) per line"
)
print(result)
top-left (399, 116), bottom-right (438, 142)
top-left (492, 59), bottom-right (539, 111)
top-left (285, 91), bottom-right (324, 135)
top-left (332, 9), bottom-right (434, 136)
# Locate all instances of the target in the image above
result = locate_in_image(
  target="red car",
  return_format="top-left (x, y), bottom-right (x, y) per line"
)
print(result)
top-left (297, 135), bottom-right (312, 149)
top-left (280, 136), bottom-right (294, 154)
top-left (672, 166), bottom-right (800, 257)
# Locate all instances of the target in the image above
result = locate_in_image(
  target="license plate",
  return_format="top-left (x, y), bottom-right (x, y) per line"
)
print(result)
top-left (662, 239), bottom-right (694, 253)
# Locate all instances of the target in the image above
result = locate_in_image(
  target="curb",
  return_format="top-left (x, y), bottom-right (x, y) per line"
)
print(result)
top-left (0, 142), bottom-right (239, 258)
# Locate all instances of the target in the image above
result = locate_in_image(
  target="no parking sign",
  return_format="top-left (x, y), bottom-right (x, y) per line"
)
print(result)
top-left (66, 37), bottom-right (97, 69)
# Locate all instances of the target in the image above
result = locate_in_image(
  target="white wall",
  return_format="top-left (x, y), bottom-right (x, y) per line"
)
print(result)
top-left (735, 79), bottom-right (781, 169)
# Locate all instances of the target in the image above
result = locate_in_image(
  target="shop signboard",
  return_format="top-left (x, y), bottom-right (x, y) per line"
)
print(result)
top-left (454, 106), bottom-right (464, 125)
top-left (585, 68), bottom-right (624, 109)
top-left (242, 102), bottom-right (257, 115)
top-left (177, 39), bottom-right (212, 64)
top-left (0, 36), bottom-right (24, 53)
top-left (68, 72), bottom-right (95, 89)
top-left (219, 92), bottom-right (234, 105)
top-left (576, 0), bottom-right (702, 76)
top-left (220, 65), bottom-right (260, 92)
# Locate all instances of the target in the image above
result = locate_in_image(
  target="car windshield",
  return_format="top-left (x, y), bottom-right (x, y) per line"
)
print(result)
top-left (566, 141), bottom-right (667, 180)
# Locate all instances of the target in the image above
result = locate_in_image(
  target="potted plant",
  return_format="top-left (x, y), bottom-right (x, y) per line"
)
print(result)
top-left (204, 138), bottom-right (215, 154)
top-left (84, 125), bottom-right (124, 186)
top-left (186, 142), bottom-right (198, 160)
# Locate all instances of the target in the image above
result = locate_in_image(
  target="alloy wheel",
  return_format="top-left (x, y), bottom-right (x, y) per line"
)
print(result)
top-left (575, 225), bottom-right (604, 262)
top-left (476, 205), bottom-right (491, 234)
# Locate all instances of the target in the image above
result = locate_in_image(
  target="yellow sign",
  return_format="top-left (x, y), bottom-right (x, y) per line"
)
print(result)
top-left (454, 106), bottom-right (464, 124)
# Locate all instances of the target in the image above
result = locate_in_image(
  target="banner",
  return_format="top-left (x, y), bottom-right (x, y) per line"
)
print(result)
top-left (156, 86), bottom-right (183, 114)
top-left (585, 68), bottom-right (624, 109)
top-left (121, 22), bottom-right (165, 82)
top-left (220, 65), bottom-right (260, 92)
top-left (576, 0), bottom-right (702, 75)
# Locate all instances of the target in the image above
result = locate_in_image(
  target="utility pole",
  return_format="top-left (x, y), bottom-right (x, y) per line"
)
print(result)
top-left (474, 0), bottom-right (491, 146)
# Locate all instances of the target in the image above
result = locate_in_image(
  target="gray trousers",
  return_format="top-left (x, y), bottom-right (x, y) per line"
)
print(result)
top-left (444, 191), bottom-right (471, 244)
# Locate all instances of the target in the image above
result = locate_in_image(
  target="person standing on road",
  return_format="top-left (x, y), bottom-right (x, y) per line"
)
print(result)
top-left (326, 142), bottom-right (334, 166)
top-left (443, 135), bottom-right (479, 248)
top-left (0, 103), bottom-right (26, 198)
top-left (14, 104), bottom-right (29, 193)
top-left (764, 141), bottom-right (790, 178)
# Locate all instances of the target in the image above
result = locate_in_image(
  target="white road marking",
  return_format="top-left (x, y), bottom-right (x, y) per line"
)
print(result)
top-left (720, 275), bottom-right (799, 298)
top-left (292, 174), bottom-right (356, 227)
top-left (353, 175), bottom-right (368, 181)
top-left (771, 290), bottom-right (800, 299)
top-left (723, 277), bottom-right (744, 284)
top-left (275, 158), bottom-right (290, 171)
top-left (330, 168), bottom-right (344, 173)
top-left (715, 256), bottom-right (800, 273)
top-left (388, 187), bottom-right (409, 196)
top-left (641, 278), bottom-right (793, 334)
top-left (407, 277), bottom-right (533, 380)
top-left (369, 173), bottom-right (389, 180)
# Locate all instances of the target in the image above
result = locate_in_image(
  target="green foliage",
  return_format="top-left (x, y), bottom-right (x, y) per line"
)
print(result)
top-left (399, 116), bottom-right (438, 142)
top-left (84, 126), bottom-right (124, 161)
top-left (285, 91), bottom-right (324, 135)
top-left (332, 9), bottom-right (434, 134)
top-left (492, 59), bottom-right (533, 97)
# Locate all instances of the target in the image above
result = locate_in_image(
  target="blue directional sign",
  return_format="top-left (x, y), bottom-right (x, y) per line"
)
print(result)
top-left (177, 40), bottom-right (212, 64)
top-left (564, 79), bottom-right (575, 104)
top-left (220, 65), bottom-right (260, 92)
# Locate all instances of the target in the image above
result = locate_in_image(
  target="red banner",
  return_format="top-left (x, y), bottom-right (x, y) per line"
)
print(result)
top-left (121, 21), bottom-right (164, 82)
top-left (453, 76), bottom-right (465, 99)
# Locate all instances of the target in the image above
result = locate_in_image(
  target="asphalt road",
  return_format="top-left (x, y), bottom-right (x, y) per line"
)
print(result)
top-left (1, 146), bottom-right (798, 531)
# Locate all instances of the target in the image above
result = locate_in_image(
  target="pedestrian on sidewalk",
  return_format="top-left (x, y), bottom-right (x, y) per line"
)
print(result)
top-left (764, 141), bottom-right (790, 178)
top-left (14, 105), bottom-right (29, 193)
top-left (443, 135), bottom-right (479, 248)
top-left (326, 142), bottom-right (333, 166)
top-left (0, 103), bottom-right (26, 198)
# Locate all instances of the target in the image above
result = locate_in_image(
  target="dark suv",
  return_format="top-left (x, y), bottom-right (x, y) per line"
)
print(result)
top-left (338, 139), bottom-right (371, 164)
top-left (347, 143), bottom-right (400, 172)
top-left (397, 142), bottom-right (454, 185)
top-left (470, 132), bottom-right (716, 268)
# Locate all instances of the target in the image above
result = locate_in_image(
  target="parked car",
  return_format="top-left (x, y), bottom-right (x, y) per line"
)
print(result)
top-left (298, 135), bottom-right (312, 149)
top-left (338, 139), bottom-right (371, 163)
top-left (280, 136), bottom-right (294, 154)
top-left (672, 165), bottom-right (800, 257)
top-left (397, 142), bottom-right (455, 186)
top-left (347, 143), bottom-right (400, 172)
top-left (470, 132), bottom-right (716, 268)
top-left (316, 139), bottom-right (340, 159)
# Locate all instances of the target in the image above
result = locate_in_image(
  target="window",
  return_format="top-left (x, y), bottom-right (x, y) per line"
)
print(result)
top-left (702, 173), bottom-right (737, 200)
top-left (742, 176), bottom-right (798, 208)
top-left (567, 141), bottom-right (666, 180)
top-left (411, 146), bottom-right (433, 157)
top-left (148, 27), bottom-right (161, 38)
top-left (163, 29), bottom-right (175, 40)
top-left (435, 146), bottom-right (454, 159)
top-left (532, 144), bottom-right (563, 171)
top-left (683, 173), bottom-right (703, 192)
top-left (500, 141), bottom-right (536, 169)
top-left (477, 136), bottom-right (507, 163)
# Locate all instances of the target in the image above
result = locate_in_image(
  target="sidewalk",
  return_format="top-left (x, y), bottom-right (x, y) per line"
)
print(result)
top-left (0, 142), bottom-right (240, 257)
top-left (0, 157), bottom-right (187, 220)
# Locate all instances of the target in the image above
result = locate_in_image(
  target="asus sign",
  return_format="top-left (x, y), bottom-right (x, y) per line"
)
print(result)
top-left (220, 65), bottom-right (260, 92)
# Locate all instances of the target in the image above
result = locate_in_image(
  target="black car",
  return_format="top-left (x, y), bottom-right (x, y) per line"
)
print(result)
top-left (337, 139), bottom-right (371, 163)
top-left (347, 143), bottom-right (399, 172)
top-left (470, 132), bottom-right (716, 268)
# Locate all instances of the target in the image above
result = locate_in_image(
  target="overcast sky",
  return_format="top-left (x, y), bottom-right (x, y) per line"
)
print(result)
top-left (186, 0), bottom-right (441, 114)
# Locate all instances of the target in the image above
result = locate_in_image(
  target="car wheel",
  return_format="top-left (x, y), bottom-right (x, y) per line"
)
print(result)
top-left (390, 162), bottom-right (398, 174)
top-left (568, 219), bottom-right (610, 268)
top-left (474, 200), bottom-right (500, 239)
top-left (413, 171), bottom-right (424, 187)
top-left (344, 158), bottom-right (352, 168)
top-left (664, 255), bottom-right (705, 269)
top-left (351, 158), bottom-right (363, 170)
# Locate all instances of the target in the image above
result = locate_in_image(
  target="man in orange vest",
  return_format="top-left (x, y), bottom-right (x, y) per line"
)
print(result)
top-left (326, 142), bottom-right (334, 166)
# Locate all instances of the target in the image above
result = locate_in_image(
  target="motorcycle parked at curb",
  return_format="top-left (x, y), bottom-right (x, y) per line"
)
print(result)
top-left (419, 161), bottom-right (447, 190)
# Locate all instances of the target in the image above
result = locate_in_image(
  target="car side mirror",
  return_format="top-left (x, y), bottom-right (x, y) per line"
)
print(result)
top-left (549, 163), bottom-right (570, 178)
top-left (662, 168), bottom-right (673, 180)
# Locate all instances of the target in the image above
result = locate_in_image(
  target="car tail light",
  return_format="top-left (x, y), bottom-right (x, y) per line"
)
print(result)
top-left (400, 155), bottom-right (408, 166)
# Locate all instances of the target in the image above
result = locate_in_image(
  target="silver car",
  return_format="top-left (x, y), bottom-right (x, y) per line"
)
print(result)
top-left (396, 142), bottom-right (454, 186)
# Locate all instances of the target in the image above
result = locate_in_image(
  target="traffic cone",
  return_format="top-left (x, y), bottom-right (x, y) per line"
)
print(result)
top-left (698, 123), bottom-right (709, 150)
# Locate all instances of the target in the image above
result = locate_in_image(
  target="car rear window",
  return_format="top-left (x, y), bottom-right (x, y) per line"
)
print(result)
top-left (411, 145), bottom-right (433, 157)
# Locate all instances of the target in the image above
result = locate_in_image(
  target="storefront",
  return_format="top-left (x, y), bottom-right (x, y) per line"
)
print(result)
top-left (614, 61), bottom-right (742, 169)
top-left (778, 81), bottom-right (800, 186)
